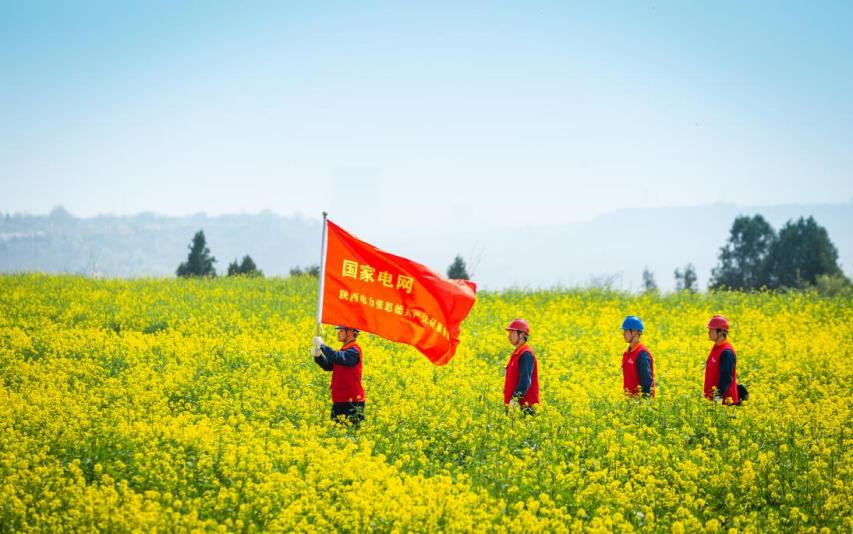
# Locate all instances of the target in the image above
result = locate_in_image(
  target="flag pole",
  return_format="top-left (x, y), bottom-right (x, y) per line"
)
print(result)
top-left (316, 212), bottom-right (329, 337)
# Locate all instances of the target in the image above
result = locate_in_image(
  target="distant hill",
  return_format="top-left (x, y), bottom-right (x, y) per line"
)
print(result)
top-left (0, 207), bottom-right (320, 278)
top-left (2, 203), bottom-right (851, 290)
top-left (441, 203), bottom-right (853, 291)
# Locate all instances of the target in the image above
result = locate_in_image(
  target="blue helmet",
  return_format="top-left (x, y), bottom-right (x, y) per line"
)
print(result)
top-left (621, 316), bottom-right (644, 332)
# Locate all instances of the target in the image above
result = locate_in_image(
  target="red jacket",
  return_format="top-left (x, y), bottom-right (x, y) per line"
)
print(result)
top-left (622, 343), bottom-right (655, 397)
top-left (704, 341), bottom-right (738, 403)
top-left (331, 341), bottom-right (365, 403)
top-left (504, 343), bottom-right (539, 406)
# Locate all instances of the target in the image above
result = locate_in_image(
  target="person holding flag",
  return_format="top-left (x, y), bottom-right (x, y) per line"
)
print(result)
top-left (504, 318), bottom-right (539, 414)
top-left (314, 213), bottom-right (477, 366)
top-left (313, 325), bottom-right (365, 426)
top-left (704, 314), bottom-right (739, 405)
top-left (309, 212), bottom-right (477, 423)
top-left (621, 315), bottom-right (655, 397)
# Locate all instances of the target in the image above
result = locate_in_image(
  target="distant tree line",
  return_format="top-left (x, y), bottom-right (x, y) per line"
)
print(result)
top-left (176, 231), bottom-right (218, 277)
top-left (640, 264), bottom-right (700, 294)
top-left (641, 215), bottom-right (849, 295)
top-left (289, 265), bottom-right (320, 277)
top-left (176, 230), bottom-right (263, 278)
top-left (674, 264), bottom-right (698, 293)
top-left (175, 229), bottom-right (325, 278)
top-left (227, 256), bottom-right (263, 277)
top-left (709, 215), bottom-right (848, 292)
top-left (177, 219), bottom-right (848, 294)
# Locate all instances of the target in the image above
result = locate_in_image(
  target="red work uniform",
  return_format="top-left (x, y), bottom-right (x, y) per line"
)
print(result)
top-left (504, 343), bottom-right (539, 408)
top-left (622, 343), bottom-right (655, 397)
top-left (704, 341), bottom-right (738, 404)
top-left (314, 340), bottom-right (365, 423)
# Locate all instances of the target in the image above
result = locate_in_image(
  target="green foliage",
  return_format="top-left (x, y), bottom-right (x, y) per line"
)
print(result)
top-left (710, 215), bottom-right (775, 290)
top-left (811, 273), bottom-right (853, 297)
top-left (176, 230), bottom-right (217, 278)
top-left (765, 216), bottom-right (843, 289)
top-left (290, 265), bottom-right (320, 277)
top-left (711, 215), bottom-right (844, 291)
top-left (674, 263), bottom-right (697, 293)
top-left (641, 266), bottom-right (658, 294)
top-left (447, 255), bottom-right (470, 280)
top-left (227, 255), bottom-right (263, 277)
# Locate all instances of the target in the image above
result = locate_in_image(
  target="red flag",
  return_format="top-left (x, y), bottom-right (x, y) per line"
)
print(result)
top-left (319, 219), bottom-right (477, 365)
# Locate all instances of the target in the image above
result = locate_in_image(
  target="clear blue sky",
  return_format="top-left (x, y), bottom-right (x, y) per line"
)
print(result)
top-left (2, 1), bottom-right (851, 231)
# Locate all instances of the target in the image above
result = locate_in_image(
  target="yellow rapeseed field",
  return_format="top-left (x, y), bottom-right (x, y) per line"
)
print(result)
top-left (1, 274), bottom-right (851, 532)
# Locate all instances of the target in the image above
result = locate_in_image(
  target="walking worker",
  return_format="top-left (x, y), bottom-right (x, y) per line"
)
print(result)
top-left (621, 316), bottom-right (655, 397)
top-left (504, 318), bottom-right (539, 414)
top-left (313, 325), bottom-right (365, 425)
top-left (704, 314), bottom-right (739, 405)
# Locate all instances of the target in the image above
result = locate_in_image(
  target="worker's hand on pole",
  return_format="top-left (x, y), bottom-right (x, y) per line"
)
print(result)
top-left (313, 336), bottom-right (324, 349)
top-left (312, 347), bottom-right (322, 358)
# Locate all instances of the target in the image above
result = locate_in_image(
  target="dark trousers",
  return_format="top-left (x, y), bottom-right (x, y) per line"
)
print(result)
top-left (505, 404), bottom-right (536, 416)
top-left (331, 402), bottom-right (365, 426)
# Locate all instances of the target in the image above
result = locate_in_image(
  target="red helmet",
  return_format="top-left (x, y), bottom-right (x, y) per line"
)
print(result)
top-left (335, 325), bottom-right (360, 333)
top-left (505, 318), bottom-right (530, 335)
top-left (707, 315), bottom-right (730, 330)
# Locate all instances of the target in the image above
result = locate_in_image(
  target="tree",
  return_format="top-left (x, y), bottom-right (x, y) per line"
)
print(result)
top-left (709, 215), bottom-right (775, 290)
top-left (674, 263), bottom-right (698, 293)
top-left (49, 205), bottom-right (73, 222)
top-left (813, 273), bottom-right (853, 297)
top-left (176, 230), bottom-right (217, 277)
top-left (641, 267), bottom-right (658, 294)
top-left (764, 216), bottom-right (843, 289)
top-left (239, 255), bottom-right (262, 276)
top-left (447, 255), bottom-right (470, 280)
top-left (227, 255), bottom-right (263, 277)
top-left (290, 264), bottom-right (319, 278)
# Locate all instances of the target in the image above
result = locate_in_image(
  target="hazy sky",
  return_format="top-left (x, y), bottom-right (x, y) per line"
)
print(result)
top-left (2, 1), bottom-right (852, 231)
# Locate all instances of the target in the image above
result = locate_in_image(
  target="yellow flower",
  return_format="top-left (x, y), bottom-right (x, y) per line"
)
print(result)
top-left (0, 274), bottom-right (849, 531)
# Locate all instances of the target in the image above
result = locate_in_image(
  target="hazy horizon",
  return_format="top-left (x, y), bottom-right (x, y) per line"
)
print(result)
top-left (3, 2), bottom-right (852, 233)
top-left (4, 198), bottom-right (852, 228)
top-left (3, 201), bottom-right (851, 291)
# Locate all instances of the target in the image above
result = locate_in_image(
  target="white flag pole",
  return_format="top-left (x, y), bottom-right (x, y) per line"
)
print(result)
top-left (315, 212), bottom-right (328, 337)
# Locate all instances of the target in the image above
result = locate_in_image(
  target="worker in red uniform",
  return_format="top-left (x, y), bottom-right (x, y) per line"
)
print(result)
top-left (621, 315), bottom-right (655, 397)
top-left (704, 315), bottom-right (739, 405)
top-left (503, 318), bottom-right (539, 415)
top-left (313, 325), bottom-right (365, 425)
